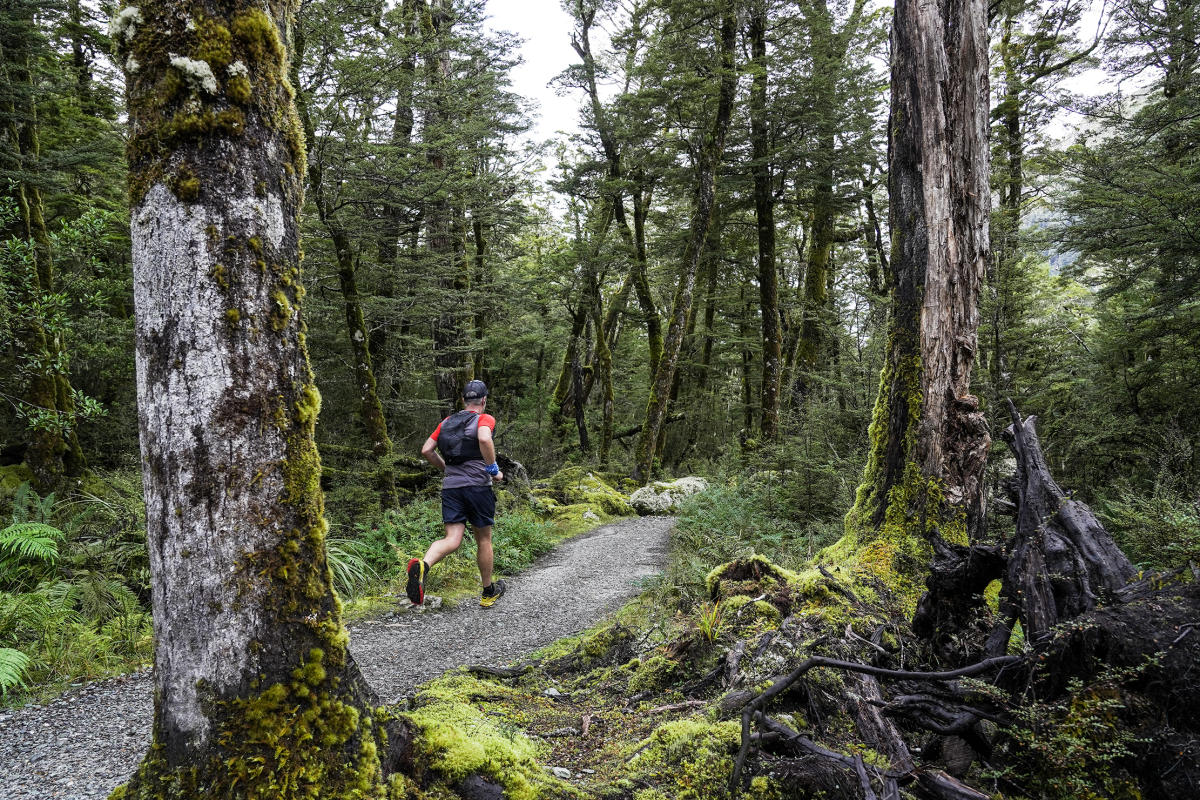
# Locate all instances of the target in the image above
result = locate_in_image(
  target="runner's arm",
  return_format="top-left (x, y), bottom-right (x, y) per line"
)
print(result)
top-left (477, 425), bottom-right (504, 482)
top-left (421, 436), bottom-right (445, 471)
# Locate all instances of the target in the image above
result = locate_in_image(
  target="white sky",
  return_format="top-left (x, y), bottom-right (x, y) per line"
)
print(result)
top-left (483, 0), bottom-right (584, 145)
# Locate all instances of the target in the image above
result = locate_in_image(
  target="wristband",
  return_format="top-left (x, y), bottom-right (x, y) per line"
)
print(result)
top-left (484, 462), bottom-right (500, 476)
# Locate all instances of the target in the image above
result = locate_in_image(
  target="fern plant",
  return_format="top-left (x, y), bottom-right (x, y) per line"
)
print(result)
top-left (0, 646), bottom-right (30, 695)
top-left (0, 522), bottom-right (64, 590)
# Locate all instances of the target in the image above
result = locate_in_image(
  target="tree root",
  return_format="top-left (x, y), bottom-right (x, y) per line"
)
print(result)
top-left (729, 655), bottom-right (1019, 796)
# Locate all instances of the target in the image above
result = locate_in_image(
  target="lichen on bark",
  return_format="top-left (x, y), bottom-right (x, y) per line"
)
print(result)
top-left (112, 1), bottom-right (406, 797)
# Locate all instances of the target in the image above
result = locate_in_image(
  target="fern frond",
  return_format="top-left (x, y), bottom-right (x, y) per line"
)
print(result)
top-left (0, 647), bottom-right (31, 694)
top-left (0, 522), bottom-right (63, 564)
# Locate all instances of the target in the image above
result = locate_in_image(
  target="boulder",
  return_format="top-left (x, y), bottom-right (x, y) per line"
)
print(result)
top-left (629, 476), bottom-right (709, 515)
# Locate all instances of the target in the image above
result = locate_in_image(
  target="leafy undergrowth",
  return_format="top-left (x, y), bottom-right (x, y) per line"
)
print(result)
top-left (1, 471), bottom-right (154, 704)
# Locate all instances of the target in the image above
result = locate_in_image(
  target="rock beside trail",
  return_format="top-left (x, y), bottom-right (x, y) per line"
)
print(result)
top-left (629, 476), bottom-right (708, 515)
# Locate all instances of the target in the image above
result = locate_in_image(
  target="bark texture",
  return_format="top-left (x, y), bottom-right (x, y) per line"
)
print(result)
top-left (845, 0), bottom-right (991, 548)
top-left (748, 0), bottom-right (781, 440)
top-left (986, 404), bottom-right (1136, 653)
top-left (115, 2), bottom-right (407, 796)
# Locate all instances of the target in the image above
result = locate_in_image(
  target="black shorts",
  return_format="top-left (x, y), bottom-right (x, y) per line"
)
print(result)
top-left (441, 485), bottom-right (496, 528)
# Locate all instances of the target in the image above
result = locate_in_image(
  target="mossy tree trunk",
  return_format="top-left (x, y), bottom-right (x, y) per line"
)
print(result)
top-left (633, 0), bottom-right (737, 483)
top-left (749, 0), bottom-right (781, 442)
top-left (1, 2), bottom-right (87, 492)
top-left (115, 3), bottom-right (408, 796)
top-left (293, 30), bottom-right (396, 509)
top-left (844, 0), bottom-right (991, 549)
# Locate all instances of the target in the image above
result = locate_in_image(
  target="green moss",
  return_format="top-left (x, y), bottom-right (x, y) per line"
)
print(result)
top-left (228, 74), bottom-right (253, 104)
top-left (534, 467), bottom-right (634, 517)
top-left (194, 15), bottom-right (233, 71)
top-left (270, 287), bottom-right (293, 331)
top-left (231, 9), bottom-right (285, 68)
top-left (705, 555), bottom-right (800, 599)
top-left (404, 673), bottom-right (571, 800)
top-left (119, 4), bottom-right (303, 205)
top-left (0, 464), bottom-right (34, 493)
top-left (627, 718), bottom-right (777, 800)
top-left (169, 164), bottom-right (201, 201)
top-left (115, 648), bottom-right (400, 800)
top-left (224, 308), bottom-right (240, 324)
top-left (628, 654), bottom-right (681, 695)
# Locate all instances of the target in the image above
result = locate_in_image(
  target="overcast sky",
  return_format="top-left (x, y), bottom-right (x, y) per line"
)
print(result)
top-left (483, 0), bottom-right (583, 145)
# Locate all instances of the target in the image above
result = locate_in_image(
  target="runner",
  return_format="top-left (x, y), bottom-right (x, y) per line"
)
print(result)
top-left (407, 379), bottom-right (507, 607)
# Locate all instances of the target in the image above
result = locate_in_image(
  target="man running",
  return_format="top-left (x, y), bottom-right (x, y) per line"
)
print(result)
top-left (407, 379), bottom-right (507, 607)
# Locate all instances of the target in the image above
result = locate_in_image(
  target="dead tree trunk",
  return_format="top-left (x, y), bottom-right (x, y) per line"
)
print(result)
top-left (985, 402), bottom-right (1136, 654)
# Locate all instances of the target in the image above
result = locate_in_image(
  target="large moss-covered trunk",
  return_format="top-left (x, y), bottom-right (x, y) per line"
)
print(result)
top-left (114, 2), bottom-right (406, 796)
top-left (844, 0), bottom-right (991, 554)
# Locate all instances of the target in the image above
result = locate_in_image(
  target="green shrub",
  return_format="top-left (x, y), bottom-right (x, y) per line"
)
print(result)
top-left (655, 482), bottom-right (841, 608)
top-left (1099, 484), bottom-right (1200, 569)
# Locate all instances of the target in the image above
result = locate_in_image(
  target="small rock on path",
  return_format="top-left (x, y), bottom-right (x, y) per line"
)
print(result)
top-left (0, 516), bottom-right (672, 800)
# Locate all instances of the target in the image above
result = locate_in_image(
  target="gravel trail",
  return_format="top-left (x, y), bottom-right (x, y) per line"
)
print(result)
top-left (0, 516), bottom-right (673, 800)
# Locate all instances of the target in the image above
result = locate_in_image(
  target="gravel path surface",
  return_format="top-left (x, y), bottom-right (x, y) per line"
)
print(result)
top-left (0, 516), bottom-right (673, 800)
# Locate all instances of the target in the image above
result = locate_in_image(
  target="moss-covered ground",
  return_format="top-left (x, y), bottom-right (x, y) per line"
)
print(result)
top-left (392, 546), bottom-right (891, 800)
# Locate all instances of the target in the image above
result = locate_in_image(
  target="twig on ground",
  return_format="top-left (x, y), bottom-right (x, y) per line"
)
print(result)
top-left (646, 699), bottom-right (707, 714)
top-left (467, 664), bottom-right (533, 679)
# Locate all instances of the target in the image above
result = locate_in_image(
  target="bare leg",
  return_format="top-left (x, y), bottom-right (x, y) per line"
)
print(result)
top-left (474, 525), bottom-right (494, 587)
top-left (423, 522), bottom-right (465, 567)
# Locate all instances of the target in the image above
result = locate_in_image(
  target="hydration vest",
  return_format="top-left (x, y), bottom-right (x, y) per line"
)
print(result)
top-left (436, 410), bottom-right (483, 465)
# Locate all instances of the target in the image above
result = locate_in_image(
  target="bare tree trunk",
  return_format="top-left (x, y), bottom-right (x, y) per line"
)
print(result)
top-left (749, 0), bottom-right (781, 441)
top-left (844, 0), bottom-right (992, 547)
top-left (634, 1), bottom-right (737, 482)
top-left (115, 2), bottom-right (407, 794)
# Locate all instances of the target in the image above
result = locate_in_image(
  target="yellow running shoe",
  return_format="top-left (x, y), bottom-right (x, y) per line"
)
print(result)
top-left (480, 579), bottom-right (507, 608)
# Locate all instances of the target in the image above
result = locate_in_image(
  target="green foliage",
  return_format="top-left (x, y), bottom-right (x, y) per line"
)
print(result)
top-left (0, 522), bottom-right (63, 567)
top-left (993, 663), bottom-right (1152, 800)
top-left (0, 646), bottom-right (31, 694)
top-left (324, 536), bottom-right (381, 598)
top-left (695, 602), bottom-right (723, 644)
top-left (1099, 484), bottom-right (1200, 570)
top-left (657, 479), bottom-right (841, 609)
top-left (0, 478), bottom-right (151, 701)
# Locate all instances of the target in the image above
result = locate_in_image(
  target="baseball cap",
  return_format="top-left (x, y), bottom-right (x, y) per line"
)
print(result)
top-left (463, 379), bottom-right (488, 400)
